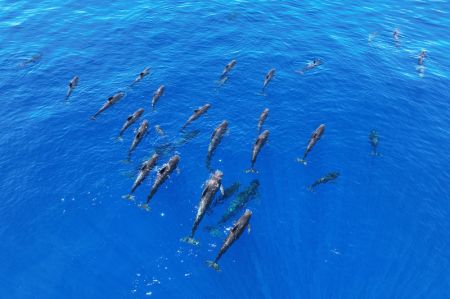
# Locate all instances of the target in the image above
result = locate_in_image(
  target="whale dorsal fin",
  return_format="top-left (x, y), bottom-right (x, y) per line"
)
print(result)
top-left (254, 138), bottom-right (260, 147)
top-left (201, 185), bottom-right (209, 197)
top-left (210, 130), bottom-right (217, 140)
top-left (158, 164), bottom-right (168, 175)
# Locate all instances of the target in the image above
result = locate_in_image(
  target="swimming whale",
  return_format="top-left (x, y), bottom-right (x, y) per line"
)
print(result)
top-left (296, 59), bottom-right (322, 74)
top-left (19, 53), bottom-right (42, 67)
top-left (206, 121), bottom-right (228, 169)
top-left (66, 76), bottom-right (79, 100)
top-left (181, 104), bottom-right (211, 130)
top-left (393, 28), bottom-right (400, 42)
top-left (247, 130), bottom-right (269, 172)
top-left (152, 85), bottom-right (165, 108)
top-left (128, 120), bottom-right (148, 157)
top-left (257, 108), bottom-right (269, 131)
top-left (142, 154), bottom-right (180, 210)
top-left (132, 67), bottom-right (150, 85)
top-left (129, 153), bottom-right (159, 195)
top-left (118, 108), bottom-right (144, 138)
top-left (308, 172), bottom-right (339, 191)
top-left (207, 209), bottom-right (252, 271)
top-left (418, 50), bottom-right (426, 65)
top-left (217, 76), bottom-right (229, 87)
top-left (369, 129), bottom-right (379, 156)
top-left (91, 92), bottom-right (125, 120)
top-left (297, 124), bottom-right (325, 165)
top-left (262, 68), bottom-right (275, 92)
top-left (221, 60), bottom-right (237, 78)
top-left (154, 125), bottom-right (164, 136)
top-left (181, 170), bottom-right (224, 245)
top-left (368, 32), bottom-right (378, 43)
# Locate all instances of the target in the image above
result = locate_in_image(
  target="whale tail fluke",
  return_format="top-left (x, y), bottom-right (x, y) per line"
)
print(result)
top-left (180, 236), bottom-right (199, 246)
top-left (206, 158), bottom-right (212, 172)
top-left (120, 158), bottom-right (132, 165)
top-left (371, 151), bottom-right (381, 157)
top-left (139, 203), bottom-right (151, 212)
top-left (296, 158), bottom-right (307, 165)
top-left (258, 90), bottom-right (267, 97)
top-left (206, 261), bottom-right (221, 272)
top-left (216, 76), bottom-right (229, 87)
top-left (205, 226), bottom-right (221, 237)
top-left (246, 163), bottom-right (258, 173)
top-left (121, 194), bottom-right (135, 201)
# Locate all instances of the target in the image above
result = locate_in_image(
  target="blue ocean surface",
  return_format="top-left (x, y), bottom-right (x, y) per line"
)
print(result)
top-left (1, 1), bottom-right (449, 298)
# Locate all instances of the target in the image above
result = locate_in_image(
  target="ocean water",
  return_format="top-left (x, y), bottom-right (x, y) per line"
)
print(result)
top-left (1, 0), bottom-right (449, 298)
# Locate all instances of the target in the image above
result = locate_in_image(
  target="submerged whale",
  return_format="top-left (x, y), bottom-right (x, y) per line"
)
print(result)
top-left (308, 172), bottom-right (339, 191)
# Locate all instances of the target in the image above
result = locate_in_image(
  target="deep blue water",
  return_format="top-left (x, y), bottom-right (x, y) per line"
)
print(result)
top-left (1, 1), bottom-right (449, 298)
